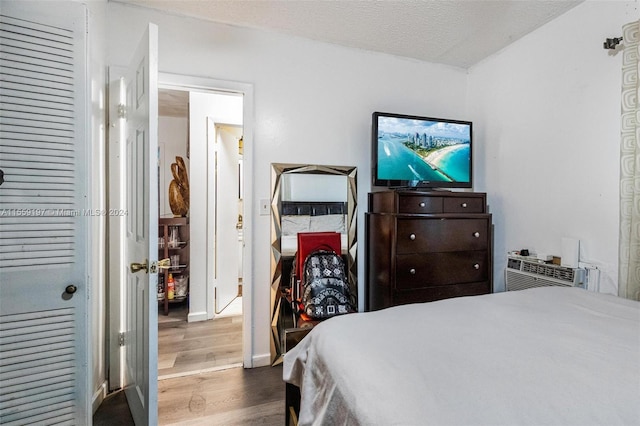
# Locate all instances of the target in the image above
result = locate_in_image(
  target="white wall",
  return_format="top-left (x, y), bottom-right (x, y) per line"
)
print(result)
top-left (468, 0), bottom-right (638, 294)
top-left (106, 2), bottom-right (469, 363)
top-left (158, 115), bottom-right (188, 217)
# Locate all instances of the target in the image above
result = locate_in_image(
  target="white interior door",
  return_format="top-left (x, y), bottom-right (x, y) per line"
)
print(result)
top-left (122, 23), bottom-right (159, 426)
top-left (214, 125), bottom-right (242, 313)
top-left (0, 2), bottom-right (89, 424)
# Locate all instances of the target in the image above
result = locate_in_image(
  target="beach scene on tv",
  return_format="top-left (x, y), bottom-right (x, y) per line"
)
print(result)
top-left (377, 116), bottom-right (471, 183)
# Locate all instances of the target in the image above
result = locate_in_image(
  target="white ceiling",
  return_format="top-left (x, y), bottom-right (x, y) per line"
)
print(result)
top-left (136, 0), bottom-right (585, 117)
top-left (158, 88), bottom-right (188, 117)
top-left (114, 0), bottom-right (583, 69)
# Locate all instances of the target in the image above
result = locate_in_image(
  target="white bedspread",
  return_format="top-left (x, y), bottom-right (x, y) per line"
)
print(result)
top-left (283, 287), bottom-right (640, 426)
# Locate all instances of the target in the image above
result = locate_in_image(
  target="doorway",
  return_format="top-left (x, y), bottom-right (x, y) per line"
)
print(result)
top-left (156, 82), bottom-right (247, 379)
top-left (209, 121), bottom-right (244, 316)
top-left (107, 70), bottom-right (254, 387)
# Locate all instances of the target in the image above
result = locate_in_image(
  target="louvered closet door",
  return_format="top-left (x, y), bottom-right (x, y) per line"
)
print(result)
top-left (0, 2), bottom-right (89, 425)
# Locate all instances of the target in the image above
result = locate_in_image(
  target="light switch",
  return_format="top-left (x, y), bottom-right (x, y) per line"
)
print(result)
top-left (259, 199), bottom-right (270, 216)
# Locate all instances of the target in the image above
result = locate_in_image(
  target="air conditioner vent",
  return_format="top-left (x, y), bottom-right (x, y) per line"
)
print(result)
top-left (520, 262), bottom-right (575, 282)
top-left (506, 255), bottom-right (585, 291)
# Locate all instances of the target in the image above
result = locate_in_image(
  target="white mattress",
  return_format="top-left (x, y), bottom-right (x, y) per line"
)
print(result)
top-left (283, 287), bottom-right (640, 426)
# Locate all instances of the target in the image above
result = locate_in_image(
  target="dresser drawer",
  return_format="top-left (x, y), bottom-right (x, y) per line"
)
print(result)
top-left (396, 218), bottom-right (489, 253)
top-left (398, 195), bottom-right (442, 214)
top-left (395, 251), bottom-right (489, 289)
top-left (443, 196), bottom-right (485, 213)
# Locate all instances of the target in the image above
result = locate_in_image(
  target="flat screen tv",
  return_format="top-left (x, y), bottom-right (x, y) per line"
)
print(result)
top-left (372, 111), bottom-right (473, 189)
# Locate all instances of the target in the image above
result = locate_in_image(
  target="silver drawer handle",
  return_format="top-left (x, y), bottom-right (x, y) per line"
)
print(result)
top-left (474, 264), bottom-right (480, 270)
top-left (409, 268), bottom-right (416, 275)
top-left (461, 202), bottom-right (468, 208)
top-left (419, 202), bottom-right (426, 207)
top-left (409, 234), bottom-right (416, 240)
top-left (473, 232), bottom-right (480, 238)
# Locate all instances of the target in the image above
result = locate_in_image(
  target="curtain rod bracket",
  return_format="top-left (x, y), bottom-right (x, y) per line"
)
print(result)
top-left (604, 37), bottom-right (623, 49)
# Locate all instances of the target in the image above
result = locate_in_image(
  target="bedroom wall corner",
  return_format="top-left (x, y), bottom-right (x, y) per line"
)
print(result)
top-left (467, 0), bottom-right (636, 294)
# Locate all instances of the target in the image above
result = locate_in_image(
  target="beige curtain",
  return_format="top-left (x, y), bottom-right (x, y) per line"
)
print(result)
top-left (619, 20), bottom-right (640, 301)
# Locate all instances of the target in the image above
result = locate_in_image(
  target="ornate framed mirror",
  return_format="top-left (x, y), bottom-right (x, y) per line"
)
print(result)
top-left (270, 163), bottom-right (357, 365)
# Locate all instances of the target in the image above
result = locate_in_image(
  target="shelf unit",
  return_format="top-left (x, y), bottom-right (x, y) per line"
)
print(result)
top-left (158, 217), bottom-right (190, 315)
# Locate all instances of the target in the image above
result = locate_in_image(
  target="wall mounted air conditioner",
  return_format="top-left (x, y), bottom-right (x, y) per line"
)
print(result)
top-left (505, 256), bottom-right (585, 291)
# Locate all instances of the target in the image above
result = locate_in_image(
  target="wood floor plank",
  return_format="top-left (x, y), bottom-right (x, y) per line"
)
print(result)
top-left (158, 352), bottom-right (178, 369)
top-left (161, 400), bottom-right (283, 425)
top-left (158, 366), bottom-right (285, 425)
top-left (158, 361), bottom-right (243, 378)
top-left (158, 304), bottom-right (243, 378)
top-left (172, 346), bottom-right (241, 368)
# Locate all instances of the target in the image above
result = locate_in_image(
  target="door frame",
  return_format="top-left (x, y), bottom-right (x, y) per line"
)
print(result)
top-left (107, 68), bottom-right (126, 392)
top-left (209, 121), bottom-right (244, 315)
top-left (107, 72), bottom-right (255, 387)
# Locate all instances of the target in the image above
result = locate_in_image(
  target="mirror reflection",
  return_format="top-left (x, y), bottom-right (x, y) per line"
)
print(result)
top-left (270, 163), bottom-right (357, 365)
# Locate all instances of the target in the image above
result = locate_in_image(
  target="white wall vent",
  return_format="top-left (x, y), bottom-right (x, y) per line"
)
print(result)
top-left (505, 256), bottom-right (585, 291)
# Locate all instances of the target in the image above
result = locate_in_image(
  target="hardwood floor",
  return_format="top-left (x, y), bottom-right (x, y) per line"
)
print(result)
top-left (93, 365), bottom-right (285, 425)
top-left (158, 365), bottom-right (285, 425)
top-left (158, 299), bottom-right (242, 378)
top-left (93, 390), bottom-right (134, 425)
top-left (95, 297), bottom-right (286, 425)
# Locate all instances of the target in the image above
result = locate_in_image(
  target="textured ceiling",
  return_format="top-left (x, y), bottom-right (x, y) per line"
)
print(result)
top-left (159, 89), bottom-right (188, 117)
top-left (114, 0), bottom-right (583, 69)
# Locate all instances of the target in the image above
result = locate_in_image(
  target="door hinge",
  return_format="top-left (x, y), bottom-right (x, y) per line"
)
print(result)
top-left (118, 332), bottom-right (125, 347)
top-left (117, 103), bottom-right (126, 119)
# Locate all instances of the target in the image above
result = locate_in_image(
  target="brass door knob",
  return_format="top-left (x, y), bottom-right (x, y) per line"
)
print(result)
top-left (130, 260), bottom-right (148, 273)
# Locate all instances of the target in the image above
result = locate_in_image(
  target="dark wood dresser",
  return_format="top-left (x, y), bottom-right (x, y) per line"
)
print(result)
top-left (366, 190), bottom-right (492, 311)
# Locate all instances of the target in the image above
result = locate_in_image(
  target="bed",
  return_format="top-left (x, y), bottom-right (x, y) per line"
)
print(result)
top-left (283, 287), bottom-right (640, 425)
top-left (280, 201), bottom-right (348, 257)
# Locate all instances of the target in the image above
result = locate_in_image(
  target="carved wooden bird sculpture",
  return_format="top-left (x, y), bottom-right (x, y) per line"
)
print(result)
top-left (169, 156), bottom-right (189, 216)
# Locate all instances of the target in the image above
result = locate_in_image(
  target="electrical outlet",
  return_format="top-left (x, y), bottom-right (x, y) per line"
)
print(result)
top-left (260, 199), bottom-right (270, 216)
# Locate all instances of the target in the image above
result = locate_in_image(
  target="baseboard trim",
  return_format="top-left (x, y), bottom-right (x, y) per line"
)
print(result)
top-left (92, 380), bottom-right (107, 414)
top-left (252, 353), bottom-right (271, 368)
top-left (187, 310), bottom-right (208, 322)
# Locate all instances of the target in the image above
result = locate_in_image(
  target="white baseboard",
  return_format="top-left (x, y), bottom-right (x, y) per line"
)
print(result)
top-left (187, 310), bottom-right (208, 322)
top-left (252, 353), bottom-right (271, 368)
top-left (92, 380), bottom-right (107, 414)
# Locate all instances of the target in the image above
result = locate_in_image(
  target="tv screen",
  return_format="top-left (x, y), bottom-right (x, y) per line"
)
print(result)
top-left (372, 112), bottom-right (472, 189)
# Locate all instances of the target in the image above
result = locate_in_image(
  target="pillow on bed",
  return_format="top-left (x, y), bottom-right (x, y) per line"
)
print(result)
top-left (309, 214), bottom-right (346, 233)
top-left (282, 215), bottom-right (311, 236)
